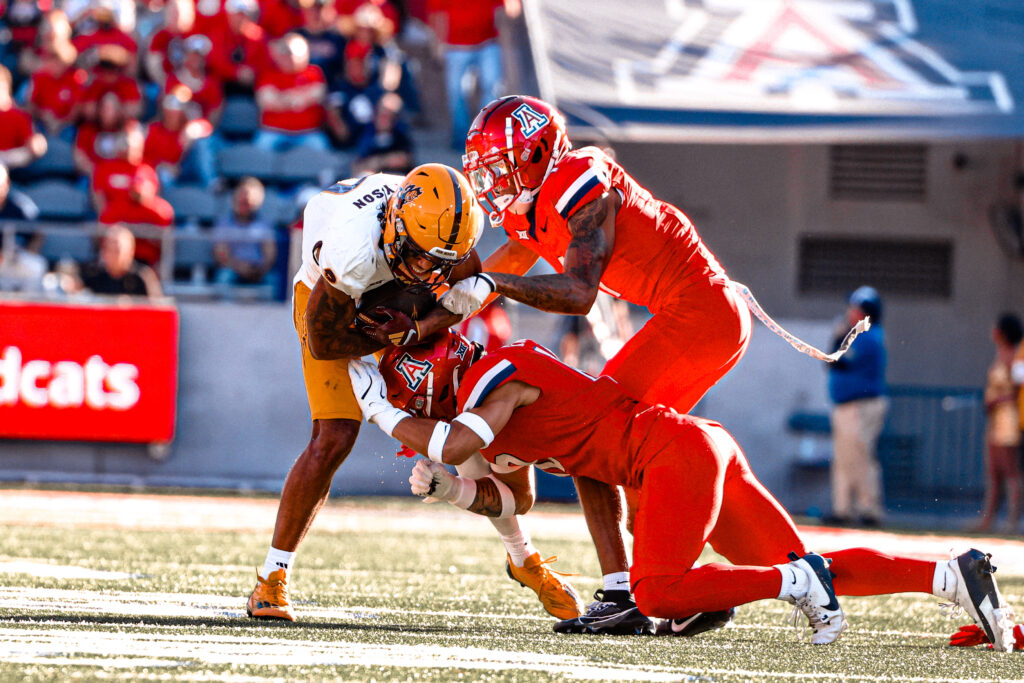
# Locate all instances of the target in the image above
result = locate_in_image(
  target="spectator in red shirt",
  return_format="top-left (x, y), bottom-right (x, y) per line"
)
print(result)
top-left (165, 34), bottom-right (225, 125)
top-left (207, 0), bottom-right (271, 89)
top-left (144, 84), bottom-right (216, 188)
top-left (260, 0), bottom-right (304, 38)
top-left (18, 8), bottom-right (74, 81)
top-left (193, 0), bottom-right (228, 35)
top-left (74, 90), bottom-right (143, 177)
top-left (1, 0), bottom-right (50, 85)
top-left (79, 44), bottom-right (143, 122)
top-left (428, 0), bottom-right (519, 148)
top-left (0, 65), bottom-right (47, 169)
top-left (144, 0), bottom-right (196, 87)
top-left (24, 35), bottom-right (86, 138)
top-left (72, 4), bottom-right (139, 75)
top-left (253, 32), bottom-right (330, 152)
top-left (336, 0), bottom-right (398, 42)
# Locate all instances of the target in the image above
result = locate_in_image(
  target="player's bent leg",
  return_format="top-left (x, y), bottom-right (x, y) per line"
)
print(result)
top-left (248, 418), bottom-right (360, 621)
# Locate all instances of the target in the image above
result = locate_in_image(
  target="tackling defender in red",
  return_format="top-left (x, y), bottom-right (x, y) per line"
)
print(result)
top-left (351, 331), bottom-right (1016, 650)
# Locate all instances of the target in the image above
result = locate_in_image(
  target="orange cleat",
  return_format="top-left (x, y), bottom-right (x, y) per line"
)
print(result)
top-left (506, 553), bottom-right (585, 621)
top-left (246, 568), bottom-right (296, 621)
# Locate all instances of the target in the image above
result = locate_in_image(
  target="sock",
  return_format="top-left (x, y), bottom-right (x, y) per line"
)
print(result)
top-left (774, 562), bottom-right (809, 600)
top-left (603, 571), bottom-right (631, 599)
top-left (823, 548), bottom-right (937, 596)
top-left (499, 528), bottom-right (538, 567)
top-left (932, 560), bottom-right (957, 601)
top-left (260, 546), bottom-right (294, 580)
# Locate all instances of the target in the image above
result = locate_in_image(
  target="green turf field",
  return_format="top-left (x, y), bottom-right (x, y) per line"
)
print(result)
top-left (0, 490), bottom-right (1021, 682)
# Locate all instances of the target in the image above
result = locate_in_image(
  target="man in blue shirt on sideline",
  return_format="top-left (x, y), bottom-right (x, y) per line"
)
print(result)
top-left (825, 286), bottom-right (888, 528)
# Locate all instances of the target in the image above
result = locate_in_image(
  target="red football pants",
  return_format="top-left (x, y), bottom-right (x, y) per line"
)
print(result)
top-left (603, 279), bottom-right (751, 413)
top-left (630, 425), bottom-right (935, 618)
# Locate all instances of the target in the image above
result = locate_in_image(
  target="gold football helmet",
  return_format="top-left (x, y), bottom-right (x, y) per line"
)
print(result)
top-left (382, 164), bottom-right (484, 288)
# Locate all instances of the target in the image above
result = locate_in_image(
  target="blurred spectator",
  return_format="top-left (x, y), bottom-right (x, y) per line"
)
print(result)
top-left (74, 90), bottom-right (143, 177)
top-left (23, 15), bottom-right (86, 139)
top-left (1, 0), bottom-right (48, 85)
top-left (143, 84), bottom-right (216, 188)
top-left (974, 313), bottom-right (1024, 533)
top-left (428, 0), bottom-right (519, 148)
top-left (165, 34), bottom-right (225, 125)
top-left (79, 44), bottom-right (143, 122)
top-left (825, 286), bottom-right (888, 528)
top-left (144, 0), bottom-right (197, 87)
top-left (0, 65), bottom-right (47, 169)
top-left (0, 162), bottom-right (39, 221)
top-left (207, 0), bottom-right (270, 89)
top-left (19, 9), bottom-right (75, 79)
top-left (297, 0), bottom-right (345, 79)
top-left (324, 4), bottom-right (398, 147)
top-left (253, 32), bottom-right (330, 152)
top-left (71, 2), bottom-right (139, 73)
top-left (64, 0), bottom-right (136, 35)
top-left (212, 177), bottom-right (278, 293)
top-left (0, 163), bottom-right (46, 293)
top-left (351, 91), bottom-right (413, 175)
top-left (80, 223), bottom-right (163, 297)
top-left (193, 0), bottom-right (229, 35)
top-left (336, 0), bottom-right (399, 42)
top-left (261, 0), bottom-right (304, 38)
top-left (458, 297), bottom-right (511, 354)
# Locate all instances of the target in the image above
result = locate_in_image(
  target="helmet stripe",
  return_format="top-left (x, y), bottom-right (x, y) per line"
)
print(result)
top-left (444, 166), bottom-right (463, 249)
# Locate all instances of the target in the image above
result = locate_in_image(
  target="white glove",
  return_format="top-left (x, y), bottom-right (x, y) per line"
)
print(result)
top-left (409, 458), bottom-right (459, 500)
top-left (347, 358), bottom-right (409, 436)
top-left (440, 273), bottom-right (496, 317)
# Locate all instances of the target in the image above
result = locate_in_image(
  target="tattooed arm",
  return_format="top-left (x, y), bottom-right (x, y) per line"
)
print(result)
top-left (304, 277), bottom-right (385, 360)
top-left (488, 191), bottom-right (619, 314)
top-left (467, 466), bottom-right (534, 517)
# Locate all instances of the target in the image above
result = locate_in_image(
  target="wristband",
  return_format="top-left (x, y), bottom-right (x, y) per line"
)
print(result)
top-left (453, 412), bottom-right (494, 448)
top-left (427, 421), bottom-right (451, 462)
top-left (374, 407), bottom-right (410, 438)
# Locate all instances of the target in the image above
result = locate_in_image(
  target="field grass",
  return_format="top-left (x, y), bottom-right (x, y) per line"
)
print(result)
top-left (1, 489), bottom-right (1022, 682)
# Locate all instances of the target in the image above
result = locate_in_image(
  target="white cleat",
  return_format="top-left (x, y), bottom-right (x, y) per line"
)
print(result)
top-left (785, 552), bottom-right (847, 645)
top-left (946, 549), bottom-right (1015, 653)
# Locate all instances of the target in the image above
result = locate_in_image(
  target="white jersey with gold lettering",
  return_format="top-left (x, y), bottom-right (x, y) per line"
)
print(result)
top-left (294, 174), bottom-right (403, 300)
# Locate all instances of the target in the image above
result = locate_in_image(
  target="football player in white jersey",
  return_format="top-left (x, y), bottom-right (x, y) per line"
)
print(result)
top-left (247, 163), bottom-right (584, 622)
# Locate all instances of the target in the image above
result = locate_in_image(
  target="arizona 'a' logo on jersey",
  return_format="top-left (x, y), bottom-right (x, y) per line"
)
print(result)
top-left (511, 103), bottom-right (549, 138)
top-left (395, 353), bottom-right (433, 391)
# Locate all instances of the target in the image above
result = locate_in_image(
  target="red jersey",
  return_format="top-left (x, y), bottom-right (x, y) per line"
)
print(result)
top-left (165, 71), bottom-right (225, 119)
top-left (92, 159), bottom-right (161, 203)
top-left (81, 73), bottom-right (142, 110)
top-left (26, 67), bottom-right (88, 122)
top-left (500, 147), bottom-right (727, 313)
top-left (72, 26), bottom-right (139, 59)
top-left (0, 107), bottom-right (35, 150)
top-left (259, 0), bottom-right (304, 37)
top-left (456, 340), bottom-right (703, 489)
top-left (256, 65), bottom-right (326, 132)
top-left (427, 0), bottom-right (500, 46)
top-left (207, 21), bottom-right (270, 83)
top-left (148, 28), bottom-right (193, 78)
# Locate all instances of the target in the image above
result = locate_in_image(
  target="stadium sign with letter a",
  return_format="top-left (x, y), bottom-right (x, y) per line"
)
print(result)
top-left (0, 300), bottom-right (179, 442)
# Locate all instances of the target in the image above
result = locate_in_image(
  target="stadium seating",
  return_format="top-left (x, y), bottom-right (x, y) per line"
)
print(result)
top-left (218, 97), bottom-right (261, 140)
top-left (23, 180), bottom-right (93, 221)
top-left (40, 229), bottom-right (96, 264)
top-left (216, 144), bottom-right (278, 182)
top-left (19, 137), bottom-right (78, 182)
top-left (273, 147), bottom-right (344, 186)
top-left (164, 185), bottom-right (221, 226)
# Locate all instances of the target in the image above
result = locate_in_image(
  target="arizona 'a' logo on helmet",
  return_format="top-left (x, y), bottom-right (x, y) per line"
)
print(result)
top-left (379, 329), bottom-right (481, 420)
top-left (463, 95), bottom-right (571, 221)
top-left (382, 163), bottom-right (484, 288)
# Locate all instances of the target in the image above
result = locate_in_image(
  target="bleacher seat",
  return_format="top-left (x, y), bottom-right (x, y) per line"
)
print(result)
top-left (217, 144), bottom-right (277, 182)
top-left (40, 229), bottom-right (95, 264)
top-left (273, 147), bottom-right (340, 185)
top-left (19, 137), bottom-right (78, 181)
top-left (22, 180), bottom-right (92, 221)
top-left (259, 188), bottom-right (298, 227)
top-left (167, 232), bottom-right (218, 298)
top-left (164, 185), bottom-right (221, 226)
top-left (218, 97), bottom-right (260, 139)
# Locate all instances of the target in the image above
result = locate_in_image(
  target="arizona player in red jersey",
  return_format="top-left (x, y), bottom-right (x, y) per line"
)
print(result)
top-left (441, 95), bottom-right (751, 633)
top-left (351, 333), bottom-right (1016, 650)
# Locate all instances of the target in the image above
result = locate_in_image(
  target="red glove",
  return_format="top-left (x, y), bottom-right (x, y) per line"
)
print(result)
top-left (949, 623), bottom-right (1024, 650)
top-left (359, 306), bottom-right (421, 347)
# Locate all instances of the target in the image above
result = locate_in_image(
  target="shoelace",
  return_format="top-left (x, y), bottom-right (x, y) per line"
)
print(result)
top-left (532, 555), bottom-right (578, 579)
top-left (788, 596), bottom-right (830, 641)
top-left (938, 602), bottom-right (964, 619)
top-left (263, 576), bottom-right (289, 606)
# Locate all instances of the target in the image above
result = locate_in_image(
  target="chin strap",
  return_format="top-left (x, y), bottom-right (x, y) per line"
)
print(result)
top-left (731, 281), bottom-right (870, 363)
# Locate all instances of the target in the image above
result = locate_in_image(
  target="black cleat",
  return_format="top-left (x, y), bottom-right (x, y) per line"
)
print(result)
top-left (655, 608), bottom-right (735, 637)
top-left (553, 590), bottom-right (655, 635)
top-left (948, 549), bottom-right (1015, 652)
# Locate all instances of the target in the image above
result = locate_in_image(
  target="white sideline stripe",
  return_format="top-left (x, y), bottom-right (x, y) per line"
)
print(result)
top-left (0, 628), bottom-right (697, 682)
top-left (0, 561), bottom-right (142, 580)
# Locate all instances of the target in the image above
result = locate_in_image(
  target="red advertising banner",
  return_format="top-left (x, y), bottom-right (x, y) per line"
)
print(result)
top-left (0, 300), bottom-right (179, 442)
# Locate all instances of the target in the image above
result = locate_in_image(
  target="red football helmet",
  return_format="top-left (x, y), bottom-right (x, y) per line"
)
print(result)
top-left (463, 95), bottom-right (571, 222)
top-left (378, 329), bottom-right (482, 421)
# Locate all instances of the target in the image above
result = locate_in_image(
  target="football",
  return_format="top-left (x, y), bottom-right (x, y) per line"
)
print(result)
top-left (352, 280), bottom-right (439, 330)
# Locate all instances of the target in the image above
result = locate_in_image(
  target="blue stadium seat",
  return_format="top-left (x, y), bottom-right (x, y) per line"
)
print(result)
top-left (22, 180), bottom-right (92, 221)
top-left (40, 228), bottom-right (96, 264)
top-left (218, 97), bottom-right (260, 139)
top-left (217, 144), bottom-right (277, 181)
top-left (259, 188), bottom-right (299, 227)
top-left (19, 137), bottom-right (78, 181)
top-left (272, 147), bottom-right (342, 185)
top-left (164, 185), bottom-right (221, 226)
